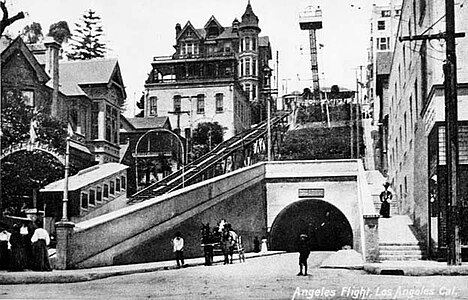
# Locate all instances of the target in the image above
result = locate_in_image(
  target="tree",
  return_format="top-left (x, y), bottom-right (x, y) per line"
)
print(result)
top-left (1, 91), bottom-right (68, 215)
top-left (134, 92), bottom-right (145, 117)
top-left (22, 22), bottom-right (43, 44)
top-left (192, 122), bottom-right (224, 157)
top-left (67, 9), bottom-right (107, 60)
top-left (0, 0), bottom-right (24, 36)
top-left (48, 21), bottom-right (71, 44)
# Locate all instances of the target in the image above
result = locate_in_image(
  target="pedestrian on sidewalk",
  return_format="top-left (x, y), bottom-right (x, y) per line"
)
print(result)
top-left (9, 224), bottom-right (27, 271)
top-left (253, 236), bottom-right (260, 253)
top-left (30, 219), bottom-right (51, 271)
top-left (0, 226), bottom-right (11, 270)
top-left (20, 221), bottom-right (34, 269)
top-left (171, 231), bottom-right (185, 268)
top-left (260, 236), bottom-right (268, 253)
top-left (380, 182), bottom-right (393, 218)
top-left (297, 233), bottom-right (310, 276)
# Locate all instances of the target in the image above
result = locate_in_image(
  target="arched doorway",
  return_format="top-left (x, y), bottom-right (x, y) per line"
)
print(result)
top-left (270, 199), bottom-right (353, 251)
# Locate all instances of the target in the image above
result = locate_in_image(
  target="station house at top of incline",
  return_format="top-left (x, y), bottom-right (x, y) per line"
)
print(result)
top-left (143, 1), bottom-right (273, 140)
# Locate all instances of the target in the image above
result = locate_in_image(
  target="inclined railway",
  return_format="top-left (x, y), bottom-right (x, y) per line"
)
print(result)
top-left (127, 111), bottom-right (291, 204)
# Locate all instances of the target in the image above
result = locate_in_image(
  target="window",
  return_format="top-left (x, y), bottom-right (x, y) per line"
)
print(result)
top-left (116, 178), bottom-right (121, 192)
top-left (197, 94), bottom-right (205, 114)
top-left (459, 126), bottom-right (468, 164)
top-left (110, 180), bottom-right (115, 195)
top-left (245, 84), bottom-right (251, 100)
top-left (104, 184), bottom-right (109, 198)
top-left (240, 38), bottom-right (244, 52)
top-left (245, 37), bottom-right (250, 51)
top-left (91, 102), bottom-right (99, 139)
top-left (224, 42), bottom-right (231, 53)
top-left (81, 192), bottom-right (88, 209)
top-left (240, 58), bottom-right (244, 77)
top-left (121, 176), bottom-right (126, 190)
top-left (89, 189), bottom-right (96, 206)
top-left (180, 43), bottom-right (186, 55)
top-left (252, 84), bottom-right (257, 100)
top-left (252, 59), bottom-right (257, 76)
top-left (377, 20), bottom-right (386, 30)
top-left (105, 105), bottom-right (118, 143)
top-left (187, 43), bottom-right (193, 55)
top-left (246, 58), bottom-right (251, 76)
top-left (173, 95), bottom-right (181, 112)
top-left (97, 186), bottom-right (102, 202)
top-left (149, 96), bottom-right (157, 116)
top-left (377, 37), bottom-right (389, 50)
top-left (381, 10), bottom-right (391, 17)
top-left (252, 37), bottom-right (257, 51)
top-left (21, 90), bottom-right (34, 106)
top-left (216, 93), bottom-right (224, 113)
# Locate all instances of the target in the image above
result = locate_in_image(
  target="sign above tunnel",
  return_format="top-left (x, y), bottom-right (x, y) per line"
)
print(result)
top-left (298, 188), bottom-right (325, 198)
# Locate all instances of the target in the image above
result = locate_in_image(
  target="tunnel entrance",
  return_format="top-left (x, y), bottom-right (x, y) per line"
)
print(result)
top-left (269, 199), bottom-right (353, 252)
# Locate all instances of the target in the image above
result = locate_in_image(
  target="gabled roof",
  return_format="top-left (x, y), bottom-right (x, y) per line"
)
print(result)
top-left (123, 116), bottom-right (171, 131)
top-left (59, 58), bottom-right (126, 97)
top-left (1, 37), bottom-right (50, 83)
top-left (204, 15), bottom-right (223, 31)
top-left (177, 21), bottom-right (203, 41)
top-left (41, 163), bottom-right (128, 192)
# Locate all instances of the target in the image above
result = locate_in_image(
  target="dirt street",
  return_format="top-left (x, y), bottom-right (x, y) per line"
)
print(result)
top-left (1, 252), bottom-right (467, 300)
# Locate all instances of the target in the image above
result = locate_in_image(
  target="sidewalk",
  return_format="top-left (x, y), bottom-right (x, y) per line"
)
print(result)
top-left (364, 260), bottom-right (468, 276)
top-left (0, 251), bottom-right (284, 285)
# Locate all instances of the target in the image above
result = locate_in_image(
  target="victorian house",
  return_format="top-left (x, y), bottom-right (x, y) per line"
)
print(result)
top-left (143, 1), bottom-right (272, 140)
top-left (1, 36), bottom-right (128, 226)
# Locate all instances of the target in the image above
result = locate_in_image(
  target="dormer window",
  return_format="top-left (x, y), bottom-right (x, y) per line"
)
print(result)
top-left (207, 26), bottom-right (219, 37)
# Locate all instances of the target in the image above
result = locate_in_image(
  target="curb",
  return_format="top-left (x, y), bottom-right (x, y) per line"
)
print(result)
top-left (0, 251), bottom-right (285, 285)
top-left (363, 263), bottom-right (468, 276)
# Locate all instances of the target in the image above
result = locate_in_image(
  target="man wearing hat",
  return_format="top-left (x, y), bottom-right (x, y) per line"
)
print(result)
top-left (297, 233), bottom-right (310, 276)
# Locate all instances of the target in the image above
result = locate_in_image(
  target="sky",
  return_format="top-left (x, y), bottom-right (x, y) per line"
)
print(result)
top-left (4, 0), bottom-right (386, 117)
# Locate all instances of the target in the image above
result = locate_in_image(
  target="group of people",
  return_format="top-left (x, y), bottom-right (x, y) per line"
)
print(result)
top-left (0, 219), bottom-right (51, 272)
top-left (200, 220), bottom-right (240, 266)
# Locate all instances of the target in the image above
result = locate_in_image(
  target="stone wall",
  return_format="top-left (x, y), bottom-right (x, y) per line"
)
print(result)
top-left (113, 181), bottom-right (266, 264)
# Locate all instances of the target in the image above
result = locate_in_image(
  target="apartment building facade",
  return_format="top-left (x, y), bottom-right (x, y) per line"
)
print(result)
top-left (386, 0), bottom-right (468, 259)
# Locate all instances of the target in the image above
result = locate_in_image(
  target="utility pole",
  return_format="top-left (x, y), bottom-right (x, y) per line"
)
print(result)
top-left (399, 0), bottom-right (463, 265)
top-left (444, 0), bottom-right (461, 266)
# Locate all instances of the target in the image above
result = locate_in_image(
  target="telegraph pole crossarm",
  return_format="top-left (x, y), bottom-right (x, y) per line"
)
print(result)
top-left (398, 32), bottom-right (465, 42)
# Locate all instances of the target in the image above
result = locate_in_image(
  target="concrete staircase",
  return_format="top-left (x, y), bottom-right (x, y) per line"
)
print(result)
top-left (378, 215), bottom-right (425, 261)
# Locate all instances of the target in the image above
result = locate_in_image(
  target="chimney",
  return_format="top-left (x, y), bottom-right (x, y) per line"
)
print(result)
top-left (44, 37), bottom-right (61, 117)
top-left (175, 23), bottom-right (182, 38)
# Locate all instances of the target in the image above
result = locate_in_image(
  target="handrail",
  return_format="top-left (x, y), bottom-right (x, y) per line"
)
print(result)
top-left (128, 112), bottom-right (291, 204)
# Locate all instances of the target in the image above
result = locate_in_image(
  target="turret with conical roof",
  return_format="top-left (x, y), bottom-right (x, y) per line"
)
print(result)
top-left (240, 0), bottom-right (260, 31)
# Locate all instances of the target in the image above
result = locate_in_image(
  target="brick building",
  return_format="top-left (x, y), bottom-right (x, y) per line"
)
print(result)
top-left (143, 1), bottom-right (272, 140)
top-left (385, 0), bottom-right (468, 259)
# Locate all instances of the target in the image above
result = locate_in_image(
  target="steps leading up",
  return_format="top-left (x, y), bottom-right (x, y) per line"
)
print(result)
top-left (378, 215), bottom-right (425, 261)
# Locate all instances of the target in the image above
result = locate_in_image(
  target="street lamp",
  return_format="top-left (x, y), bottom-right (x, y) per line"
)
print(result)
top-left (262, 65), bottom-right (273, 161)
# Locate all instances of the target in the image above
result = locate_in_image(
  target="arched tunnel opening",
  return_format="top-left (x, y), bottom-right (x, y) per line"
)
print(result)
top-left (270, 199), bottom-right (353, 252)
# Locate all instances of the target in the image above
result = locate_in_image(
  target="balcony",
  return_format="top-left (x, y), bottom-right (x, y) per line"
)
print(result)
top-left (153, 51), bottom-right (236, 63)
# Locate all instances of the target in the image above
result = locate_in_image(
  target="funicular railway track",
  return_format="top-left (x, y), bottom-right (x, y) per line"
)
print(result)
top-left (127, 112), bottom-right (291, 204)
